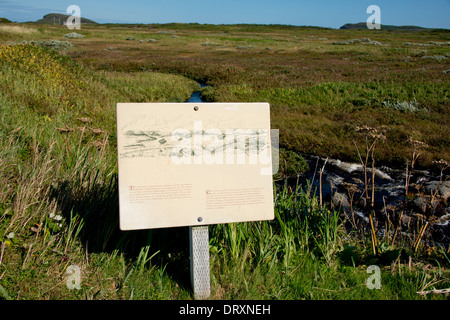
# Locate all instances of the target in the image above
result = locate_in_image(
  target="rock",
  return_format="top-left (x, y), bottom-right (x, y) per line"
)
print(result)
top-left (430, 215), bottom-right (450, 243)
top-left (201, 42), bottom-right (217, 46)
top-left (333, 40), bottom-right (351, 45)
top-left (404, 42), bottom-right (431, 47)
top-left (421, 55), bottom-right (447, 61)
top-left (430, 200), bottom-right (447, 217)
top-left (401, 214), bottom-right (413, 226)
top-left (424, 181), bottom-right (450, 201)
top-left (411, 194), bottom-right (446, 216)
top-left (367, 40), bottom-right (382, 46)
top-left (355, 197), bottom-right (367, 209)
top-left (332, 192), bottom-right (351, 210)
top-left (332, 38), bottom-right (382, 46)
top-left (412, 196), bottom-right (428, 214)
top-left (236, 45), bottom-right (255, 50)
top-left (442, 69), bottom-right (450, 75)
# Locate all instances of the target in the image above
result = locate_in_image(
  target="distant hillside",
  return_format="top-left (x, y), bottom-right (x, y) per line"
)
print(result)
top-left (340, 22), bottom-right (427, 31)
top-left (34, 13), bottom-right (97, 25)
top-left (0, 17), bottom-right (12, 23)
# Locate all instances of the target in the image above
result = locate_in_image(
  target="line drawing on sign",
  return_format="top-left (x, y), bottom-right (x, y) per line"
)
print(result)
top-left (119, 130), bottom-right (174, 158)
top-left (118, 126), bottom-right (270, 163)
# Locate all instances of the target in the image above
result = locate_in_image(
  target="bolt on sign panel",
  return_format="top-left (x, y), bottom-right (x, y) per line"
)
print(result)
top-left (116, 103), bottom-right (275, 230)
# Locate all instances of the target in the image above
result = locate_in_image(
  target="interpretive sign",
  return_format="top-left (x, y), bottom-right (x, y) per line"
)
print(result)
top-left (116, 102), bottom-right (275, 231)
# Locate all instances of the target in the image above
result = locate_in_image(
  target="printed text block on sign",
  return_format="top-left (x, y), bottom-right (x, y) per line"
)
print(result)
top-left (116, 102), bottom-right (274, 230)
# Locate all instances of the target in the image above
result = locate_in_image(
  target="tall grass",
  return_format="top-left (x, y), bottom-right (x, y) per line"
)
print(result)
top-left (209, 181), bottom-right (450, 300)
top-left (0, 43), bottom-right (200, 299)
top-left (209, 182), bottom-right (345, 270)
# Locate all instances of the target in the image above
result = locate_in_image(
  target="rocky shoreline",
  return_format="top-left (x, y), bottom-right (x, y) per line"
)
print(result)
top-left (294, 154), bottom-right (450, 246)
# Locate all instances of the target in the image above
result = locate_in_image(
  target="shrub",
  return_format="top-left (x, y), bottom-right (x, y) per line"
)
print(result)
top-left (17, 40), bottom-right (73, 51)
top-left (64, 32), bottom-right (85, 39)
top-left (382, 99), bottom-right (422, 113)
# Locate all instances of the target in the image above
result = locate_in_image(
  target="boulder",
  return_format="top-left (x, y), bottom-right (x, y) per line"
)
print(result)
top-left (332, 192), bottom-right (351, 210)
top-left (412, 196), bottom-right (428, 214)
top-left (424, 180), bottom-right (450, 201)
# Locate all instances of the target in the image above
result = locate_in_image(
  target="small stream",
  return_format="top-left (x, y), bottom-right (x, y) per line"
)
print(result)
top-left (187, 83), bottom-right (206, 103)
top-left (299, 154), bottom-right (425, 207)
top-left (291, 154), bottom-right (450, 243)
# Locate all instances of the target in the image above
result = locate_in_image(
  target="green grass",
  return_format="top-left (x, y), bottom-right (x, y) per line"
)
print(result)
top-left (0, 24), bottom-right (449, 300)
top-left (209, 182), bottom-right (450, 300)
top-left (205, 81), bottom-right (448, 165)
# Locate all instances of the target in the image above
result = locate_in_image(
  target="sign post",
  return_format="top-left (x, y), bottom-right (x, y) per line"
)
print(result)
top-left (189, 226), bottom-right (210, 299)
top-left (116, 102), bottom-right (275, 299)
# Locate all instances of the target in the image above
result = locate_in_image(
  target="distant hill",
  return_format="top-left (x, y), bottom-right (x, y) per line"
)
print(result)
top-left (340, 22), bottom-right (427, 31)
top-left (0, 17), bottom-right (12, 23)
top-left (34, 13), bottom-right (97, 25)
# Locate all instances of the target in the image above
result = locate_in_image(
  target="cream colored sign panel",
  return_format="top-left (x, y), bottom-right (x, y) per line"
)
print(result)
top-left (116, 102), bottom-right (274, 230)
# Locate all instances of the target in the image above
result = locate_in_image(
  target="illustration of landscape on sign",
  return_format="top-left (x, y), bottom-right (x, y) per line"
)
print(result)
top-left (118, 127), bottom-right (270, 160)
top-left (119, 129), bottom-right (268, 158)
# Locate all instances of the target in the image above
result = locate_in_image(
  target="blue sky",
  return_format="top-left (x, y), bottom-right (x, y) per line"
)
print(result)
top-left (1, 0), bottom-right (449, 29)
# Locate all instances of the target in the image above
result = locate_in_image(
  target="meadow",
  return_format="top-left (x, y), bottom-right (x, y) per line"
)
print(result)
top-left (0, 22), bottom-right (449, 301)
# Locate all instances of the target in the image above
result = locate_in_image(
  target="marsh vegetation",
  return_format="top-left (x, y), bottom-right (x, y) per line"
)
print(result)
top-left (0, 22), bottom-right (448, 300)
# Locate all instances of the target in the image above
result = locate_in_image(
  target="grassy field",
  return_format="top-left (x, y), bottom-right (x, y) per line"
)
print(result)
top-left (0, 22), bottom-right (449, 301)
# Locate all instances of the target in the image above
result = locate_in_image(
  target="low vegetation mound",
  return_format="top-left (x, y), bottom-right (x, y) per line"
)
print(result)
top-left (34, 13), bottom-right (97, 25)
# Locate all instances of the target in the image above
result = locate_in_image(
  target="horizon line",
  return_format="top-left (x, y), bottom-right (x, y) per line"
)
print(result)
top-left (2, 13), bottom-right (449, 30)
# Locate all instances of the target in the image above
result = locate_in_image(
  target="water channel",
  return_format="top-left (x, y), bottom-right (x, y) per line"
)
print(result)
top-left (187, 83), bottom-right (207, 103)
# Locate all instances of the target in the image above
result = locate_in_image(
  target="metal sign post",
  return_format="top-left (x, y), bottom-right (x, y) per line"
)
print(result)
top-left (189, 225), bottom-right (210, 300)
